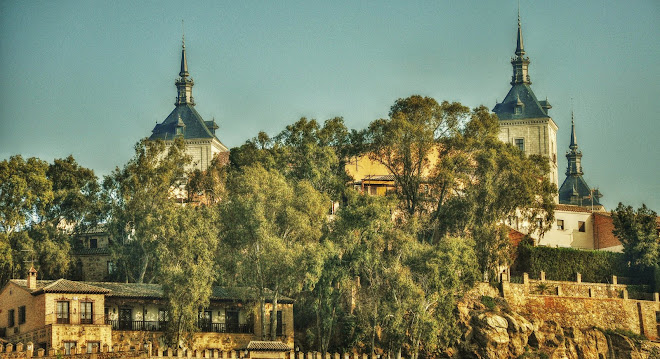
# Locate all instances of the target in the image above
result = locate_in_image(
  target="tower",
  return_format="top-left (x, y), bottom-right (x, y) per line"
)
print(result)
top-left (493, 13), bottom-right (559, 187)
top-left (558, 114), bottom-right (603, 207)
top-left (149, 36), bottom-right (229, 171)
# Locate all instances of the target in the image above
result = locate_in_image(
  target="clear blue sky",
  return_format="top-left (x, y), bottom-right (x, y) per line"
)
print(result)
top-left (1, 1), bottom-right (658, 211)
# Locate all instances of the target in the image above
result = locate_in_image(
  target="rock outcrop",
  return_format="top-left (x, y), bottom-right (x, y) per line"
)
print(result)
top-left (453, 285), bottom-right (660, 358)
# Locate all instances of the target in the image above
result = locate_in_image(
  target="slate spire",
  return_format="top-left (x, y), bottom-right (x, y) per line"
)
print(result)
top-left (565, 112), bottom-right (582, 176)
top-left (558, 112), bottom-right (603, 207)
top-left (515, 10), bottom-right (525, 57)
top-left (175, 29), bottom-right (195, 106)
top-left (511, 11), bottom-right (531, 85)
top-left (180, 33), bottom-right (189, 77)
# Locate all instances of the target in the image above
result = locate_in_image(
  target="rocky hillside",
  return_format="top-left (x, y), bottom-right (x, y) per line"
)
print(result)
top-left (450, 285), bottom-right (660, 359)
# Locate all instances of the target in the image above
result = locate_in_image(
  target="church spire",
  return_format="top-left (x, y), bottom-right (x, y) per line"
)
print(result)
top-left (180, 31), bottom-right (189, 78)
top-left (175, 24), bottom-right (195, 106)
top-left (510, 11), bottom-right (531, 85)
top-left (569, 111), bottom-right (578, 151)
top-left (515, 9), bottom-right (525, 56)
top-left (565, 112), bottom-right (583, 177)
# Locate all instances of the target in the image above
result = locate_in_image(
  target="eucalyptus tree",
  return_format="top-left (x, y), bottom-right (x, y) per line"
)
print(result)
top-left (102, 138), bottom-right (190, 283)
top-left (220, 164), bottom-right (328, 340)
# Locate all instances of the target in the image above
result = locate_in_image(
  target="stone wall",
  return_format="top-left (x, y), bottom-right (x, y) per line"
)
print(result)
top-left (502, 272), bottom-right (660, 340)
top-left (76, 254), bottom-right (112, 282)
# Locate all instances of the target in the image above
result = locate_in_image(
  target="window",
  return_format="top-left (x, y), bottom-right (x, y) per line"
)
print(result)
top-left (18, 306), bottom-right (26, 324)
top-left (158, 309), bottom-right (169, 323)
top-left (63, 342), bottom-right (77, 355)
top-left (8, 309), bottom-right (15, 327)
top-left (86, 342), bottom-right (100, 354)
top-left (80, 302), bottom-right (93, 324)
top-left (578, 221), bottom-right (586, 232)
top-left (514, 106), bottom-right (522, 115)
top-left (89, 238), bottom-right (97, 249)
top-left (56, 301), bottom-right (70, 324)
top-left (515, 138), bottom-right (525, 152)
top-left (176, 126), bottom-right (183, 136)
top-left (557, 219), bottom-right (564, 230)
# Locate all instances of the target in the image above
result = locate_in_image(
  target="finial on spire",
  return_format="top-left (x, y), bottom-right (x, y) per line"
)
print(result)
top-left (569, 111), bottom-right (578, 150)
top-left (515, 4), bottom-right (525, 57)
top-left (179, 20), bottom-right (189, 78)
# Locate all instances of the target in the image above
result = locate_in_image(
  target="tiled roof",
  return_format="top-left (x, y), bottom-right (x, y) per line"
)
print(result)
top-left (73, 247), bottom-right (111, 256)
top-left (558, 176), bottom-right (602, 207)
top-left (10, 279), bottom-right (111, 295)
top-left (493, 84), bottom-right (550, 120)
top-left (363, 175), bottom-right (395, 182)
top-left (86, 282), bottom-right (293, 303)
top-left (246, 341), bottom-right (291, 351)
top-left (9, 278), bottom-right (292, 303)
top-left (149, 105), bottom-right (228, 153)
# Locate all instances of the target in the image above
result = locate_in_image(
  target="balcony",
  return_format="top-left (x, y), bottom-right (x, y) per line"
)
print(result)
top-left (106, 320), bottom-right (253, 334)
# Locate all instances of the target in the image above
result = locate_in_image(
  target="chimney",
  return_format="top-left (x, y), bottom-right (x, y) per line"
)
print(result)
top-left (27, 266), bottom-right (37, 290)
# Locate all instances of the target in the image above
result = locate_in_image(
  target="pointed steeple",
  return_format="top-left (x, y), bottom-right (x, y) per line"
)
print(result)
top-left (565, 112), bottom-right (582, 176)
top-left (569, 112), bottom-right (578, 150)
top-left (510, 11), bottom-right (531, 85)
top-left (515, 10), bottom-right (525, 57)
top-left (180, 34), bottom-right (189, 78)
top-left (175, 28), bottom-right (195, 106)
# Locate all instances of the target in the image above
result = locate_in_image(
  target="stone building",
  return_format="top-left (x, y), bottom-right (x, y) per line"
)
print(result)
top-left (492, 14), bottom-right (559, 187)
top-left (0, 269), bottom-right (294, 352)
top-left (72, 226), bottom-right (113, 282)
top-left (149, 37), bottom-right (229, 172)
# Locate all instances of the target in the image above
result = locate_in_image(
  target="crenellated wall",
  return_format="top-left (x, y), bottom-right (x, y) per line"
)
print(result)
top-left (501, 272), bottom-right (660, 340)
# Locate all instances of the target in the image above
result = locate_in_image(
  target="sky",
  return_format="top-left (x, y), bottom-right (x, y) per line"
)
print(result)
top-left (1, 1), bottom-right (658, 211)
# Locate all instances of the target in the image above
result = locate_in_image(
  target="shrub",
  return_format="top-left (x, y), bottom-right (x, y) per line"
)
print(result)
top-left (481, 295), bottom-right (496, 310)
top-left (513, 244), bottom-right (651, 284)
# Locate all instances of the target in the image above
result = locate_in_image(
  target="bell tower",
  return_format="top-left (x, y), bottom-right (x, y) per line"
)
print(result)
top-left (493, 12), bottom-right (559, 188)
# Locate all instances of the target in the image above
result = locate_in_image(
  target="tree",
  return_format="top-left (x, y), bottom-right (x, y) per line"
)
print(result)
top-left (45, 155), bottom-right (102, 231)
top-left (103, 138), bottom-right (190, 283)
top-left (220, 164), bottom-right (328, 340)
top-left (186, 154), bottom-right (228, 205)
top-left (366, 96), bottom-right (469, 216)
top-left (612, 203), bottom-right (659, 269)
top-left (230, 117), bottom-right (355, 200)
top-left (0, 155), bottom-right (52, 234)
top-left (158, 205), bottom-right (219, 348)
top-left (429, 106), bottom-right (556, 277)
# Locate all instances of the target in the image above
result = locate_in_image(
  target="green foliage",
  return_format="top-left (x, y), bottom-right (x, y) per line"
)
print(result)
top-left (220, 164), bottom-right (328, 340)
top-left (46, 155), bottom-right (102, 231)
top-left (535, 282), bottom-right (551, 295)
top-left (158, 206), bottom-right (219, 349)
top-left (430, 106), bottom-right (556, 277)
top-left (601, 328), bottom-right (647, 342)
top-left (366, 96), bottom-right (468, 216)
top-left (513, 244), bottom-right (641, 283)
top-left (103, 138), bottom-right (190, 283)
top-left (0, 154), bottom-right (100, 285)
top-left (230, 117), bottom-right (354, 200)
top-left (481, 296), bottom-right (496, 310)
top-left (612, 203), bottom-right (659, 269)
top-left (0, 155), bottom-right (53, 234)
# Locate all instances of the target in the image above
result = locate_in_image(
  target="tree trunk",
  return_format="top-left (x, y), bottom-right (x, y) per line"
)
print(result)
top-left (137, 253), bottom-right (149, 283)
top-left (260, 294), bottom-right (267, 340)
top-left (269, 289), bottom-right (279, 340)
